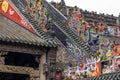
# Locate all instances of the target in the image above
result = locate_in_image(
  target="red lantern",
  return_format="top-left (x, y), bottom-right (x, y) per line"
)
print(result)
top-left (55, 71), bottom-right (61, 80)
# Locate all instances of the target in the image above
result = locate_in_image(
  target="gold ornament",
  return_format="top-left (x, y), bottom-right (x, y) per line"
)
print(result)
top-left (2, 0), bottom-right (9, 13)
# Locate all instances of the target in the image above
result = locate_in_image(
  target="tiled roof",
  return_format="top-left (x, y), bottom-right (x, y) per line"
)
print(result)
top-left (101, 35), bottom-right (120, 44)
top-left (0, 15), bottom-right (56, 47)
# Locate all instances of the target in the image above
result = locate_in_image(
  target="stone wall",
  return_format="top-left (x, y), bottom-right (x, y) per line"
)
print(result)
top-left (56, 46), bottom-right (77, 69)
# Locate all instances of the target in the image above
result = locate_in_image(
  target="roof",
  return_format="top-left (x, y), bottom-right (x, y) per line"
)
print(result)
top-left (101, 35), bottom-right (120, 44)
top-left (0, 15), bottom-right (57, 47)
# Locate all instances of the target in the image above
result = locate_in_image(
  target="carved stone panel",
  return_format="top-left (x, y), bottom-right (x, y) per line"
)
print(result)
top-left (56, 46), bottom-right (77, 69)
top-left (0, 65), bottom-right (39, 77)
top-left (0, 51), bottom-right (8, 65)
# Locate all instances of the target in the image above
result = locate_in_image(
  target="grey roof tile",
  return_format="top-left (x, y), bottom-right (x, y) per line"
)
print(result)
top-left (0, 15), bottom-right (56, 47)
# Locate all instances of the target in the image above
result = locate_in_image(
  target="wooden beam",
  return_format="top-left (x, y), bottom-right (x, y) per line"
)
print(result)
top-left (0, 43), bottom-right (43, 55)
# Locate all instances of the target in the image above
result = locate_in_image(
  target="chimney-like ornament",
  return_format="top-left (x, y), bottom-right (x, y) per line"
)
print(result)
top-left (60, 0), bottom-right (67, 16)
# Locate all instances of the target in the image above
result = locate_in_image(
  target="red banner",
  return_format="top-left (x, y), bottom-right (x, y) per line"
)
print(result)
top-left (96, 61), bottom-right (101, 77)
top-left (0, 0), bottom-right (35, 33)
top-left (55, 72), bottom-right (61, 79)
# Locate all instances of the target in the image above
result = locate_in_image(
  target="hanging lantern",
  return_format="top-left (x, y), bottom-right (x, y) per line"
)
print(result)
top-left (55, 70), bottom-right (61, 80)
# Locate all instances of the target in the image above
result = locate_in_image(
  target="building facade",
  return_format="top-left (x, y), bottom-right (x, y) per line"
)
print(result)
top-left (0, 15), bottom-right (57, 80)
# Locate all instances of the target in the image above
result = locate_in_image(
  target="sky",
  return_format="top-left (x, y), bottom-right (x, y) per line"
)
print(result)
top-left (47, 0), bottom-right (120, 17)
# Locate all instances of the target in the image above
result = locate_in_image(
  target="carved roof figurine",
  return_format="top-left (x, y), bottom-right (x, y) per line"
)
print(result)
top-left (61, 0), bottom-right (65, 6)
top-left (117, 13), bottom-right (120, 26)
top-left (60, 0), bottom-right (67, 17)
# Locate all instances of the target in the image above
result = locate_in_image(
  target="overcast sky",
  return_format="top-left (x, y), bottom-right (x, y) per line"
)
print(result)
top-left (47, 0), bottom-right (120, 17)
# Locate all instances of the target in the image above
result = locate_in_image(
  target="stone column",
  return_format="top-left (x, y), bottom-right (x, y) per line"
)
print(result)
top-left (40, 52), bottom-right (46, 80)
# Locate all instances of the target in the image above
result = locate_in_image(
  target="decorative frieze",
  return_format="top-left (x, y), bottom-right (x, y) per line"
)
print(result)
top-left (0, 65), bottom-right (39, 77)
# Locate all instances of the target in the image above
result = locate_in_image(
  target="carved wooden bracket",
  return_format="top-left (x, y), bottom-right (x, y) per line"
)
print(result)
top-left (43, 63), bottom-right (48, 74)
top-left (0, 51), bottom-right (8, 65)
